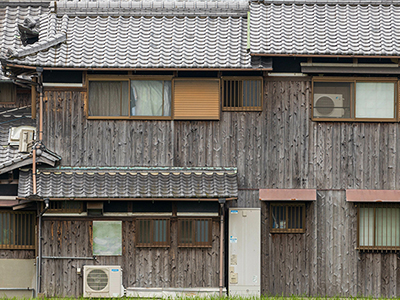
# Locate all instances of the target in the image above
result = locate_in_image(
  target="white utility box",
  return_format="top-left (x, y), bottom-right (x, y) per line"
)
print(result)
top-left (228, 208), bottom-right (260, 296)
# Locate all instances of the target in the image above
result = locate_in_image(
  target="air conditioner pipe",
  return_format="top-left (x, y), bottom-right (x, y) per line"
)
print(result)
top-left (36, 198), bottom-right (49, 295)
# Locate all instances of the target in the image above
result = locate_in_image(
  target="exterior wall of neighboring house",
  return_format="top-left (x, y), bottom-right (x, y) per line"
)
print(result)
top-left (38, 76), bottom-right (400, 298)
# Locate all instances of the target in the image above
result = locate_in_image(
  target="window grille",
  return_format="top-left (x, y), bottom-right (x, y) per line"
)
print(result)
top-left (0, 211), bottom-right (35, 249)
top-left (358, 204), bottom-right (400, 251)
top-left (222, 78), bottom-right (262, 111)
top-left (136, 218), bottom-right (170, 247)
top-left (47, 201), bottom-right (84, 213)
top-left (178, 218), bottom-right (212, 247)
top-left (270, 203), bottom-right (305, 233)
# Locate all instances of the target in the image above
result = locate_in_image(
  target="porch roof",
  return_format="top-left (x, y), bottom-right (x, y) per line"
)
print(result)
top-left (18, 167), bottom-right (238, 199)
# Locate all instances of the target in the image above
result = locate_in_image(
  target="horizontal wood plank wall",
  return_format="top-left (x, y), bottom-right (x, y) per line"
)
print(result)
top-left (41, 219), bottom-right (219, 297)
top-left (40, 79), bottom-right (400, 298)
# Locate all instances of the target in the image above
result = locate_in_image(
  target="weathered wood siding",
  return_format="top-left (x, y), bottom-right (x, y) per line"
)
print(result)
top-left (41, 219), bottom-right (220, 297)
top-left (39, 78), bottom-right (400, 298)
top-left (0, 250), bottom-right (35, 259)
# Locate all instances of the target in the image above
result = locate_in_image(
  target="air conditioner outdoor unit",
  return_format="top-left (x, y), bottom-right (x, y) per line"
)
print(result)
top-left (83, 265), bottom-right (124, 298)
top-left (8, 126), bottom-right (36, 146)
top-left (314, 94), bottom-right (345, 118)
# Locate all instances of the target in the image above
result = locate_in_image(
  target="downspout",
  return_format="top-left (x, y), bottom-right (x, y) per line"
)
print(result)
top-left (219, 198), bottom-right (226, 297)
top-left (32, 70), bottom-right (43, 194)
top-left (37, 198), bottom-right (49, 295)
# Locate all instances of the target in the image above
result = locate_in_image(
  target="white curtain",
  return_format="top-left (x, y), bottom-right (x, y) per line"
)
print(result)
top-left (89, 81), bottom-right (129, 116)
top-left (356, 82), bottom-right (395, 118)
top-left (131, 80), bottom-right (171, 116)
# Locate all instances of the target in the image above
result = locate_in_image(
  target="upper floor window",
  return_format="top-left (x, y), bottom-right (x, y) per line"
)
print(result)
top-left (312, 78), bottom-right (397, 121)
top-left (222, 77), bottom-right (263, 111)
top-left (88, 77), bottom-right (171, 118)
top-left (0, 83), bottom-right (16, 104)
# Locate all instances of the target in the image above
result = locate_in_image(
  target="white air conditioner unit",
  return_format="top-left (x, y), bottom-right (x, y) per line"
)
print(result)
top-left (314, 94), bottom-right (345, 118)
top-left (8, 126), bottom-right (36, 146)
top-left (83, 265), bottom-right (124, 298)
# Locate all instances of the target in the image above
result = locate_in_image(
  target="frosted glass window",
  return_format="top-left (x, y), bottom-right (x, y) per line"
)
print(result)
top-left (359, 207), bottom-right (374, 247)
top-left (93, 221), bottom-right (122, 256)
top-left (356, 82), bottom-right (395, 118)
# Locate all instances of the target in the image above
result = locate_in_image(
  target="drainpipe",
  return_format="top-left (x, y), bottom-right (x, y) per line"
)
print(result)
top-left (32, 69), bottom-right (43, 195)
top-left (37, 198), bottom-right (49, 295)
top-left (218, 198), bottom-right (226, 297)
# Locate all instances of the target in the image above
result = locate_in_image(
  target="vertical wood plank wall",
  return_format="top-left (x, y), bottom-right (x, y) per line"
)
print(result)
top-left (31, 80), bottom-right (400, 297)
top-left (40, 219), bottom-right (220, 297)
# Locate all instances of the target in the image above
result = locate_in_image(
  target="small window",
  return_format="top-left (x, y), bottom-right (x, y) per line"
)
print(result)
top-left (0, 211), bottom-right (35, 249)
top-left (222, 77), bottom-right (262, 111)
top-left (0, 83), bottom-right (16, 104)
top-left (270, 203), bottom-right (305, 233)
top-left (358, 204), bottom-right (400, 251)
top-left (47, 201), bottom-right (84, 213)
top-left (313, 78), bottom-right (397, 121)
top-left (88, 77), bottom-right (172, 118)
top-left (92, 221), bottom-right (122, 256)
top-left (178, 218), bottom-right (212, 247)
top-left (136, 218), bottom-right (170, 247)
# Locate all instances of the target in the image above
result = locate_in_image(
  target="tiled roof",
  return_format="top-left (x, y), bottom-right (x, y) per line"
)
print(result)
top-left (18, 167), bottom-right (238, 198)
top-left (3, 0), bottom-right (253, 70)
top-left (250, 1), bottom-right (400, 56)
top-left (0, 4), bottom-right (49, 79)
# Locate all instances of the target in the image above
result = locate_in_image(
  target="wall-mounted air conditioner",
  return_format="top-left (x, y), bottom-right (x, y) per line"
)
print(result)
top-left (83, 265), bottom-right (124, 298)
top-left (8, 126), bottom-right (36, 147)
top-left (314, 94), bottom-right (345, 118)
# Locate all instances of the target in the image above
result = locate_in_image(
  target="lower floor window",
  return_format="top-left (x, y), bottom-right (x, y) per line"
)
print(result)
top-left (0, 211), bottom-right (35, 249)
top-left (136, 218), bottom-right (170, 247)
top-left (178, 218), bottom-right (212, 247)
top-left (358, 204), bottom-right (400, 250)
top-left (270, 203), bottom-right (305, 233)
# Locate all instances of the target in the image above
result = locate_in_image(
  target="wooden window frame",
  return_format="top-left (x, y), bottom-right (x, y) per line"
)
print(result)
top-left (0, 82), bottom-right (16, 104)
top-left (44, 201), bottom-right (84, 213)
top-left (177, 217), bottom-right (212, 248)
top-left (222, 76), bottom-right (263, 112)
top-left (270, 202), bottom-right (306, 234)
top-left (0, 211), bottom-right (36, 250)
top-left (86, 75), bottom-right (173, 120)
top-left (135, 218), bottom-right (170, 247)
top-left (312, 77), bottom-right (399, 122)
top-left (357, 203), bottom-right (400, 251)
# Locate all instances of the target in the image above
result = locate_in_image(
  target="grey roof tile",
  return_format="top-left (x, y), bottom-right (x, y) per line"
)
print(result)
top-left (18, 167), bottom-right (238, 198)
top-left (3, 0), bottom-right (252, 70)
top-left (250, 1), bottom-right (400, 56)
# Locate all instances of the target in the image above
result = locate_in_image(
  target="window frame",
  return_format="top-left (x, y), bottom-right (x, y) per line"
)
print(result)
top-left (312, 77), bottom-right (399, 122)
top-left (135, 217), bottom-right (170, 248)
top-left (177, 217), bottom-right (213, 248)
top-left (269, 202), bottom-right (306, 234)
top-left (0, 210), bottom-right (36, 250)
top-left (86, 75), bottom-right (174, 120)
top-left (357, 203), bottom-right (400, 251)
top-left (0, 82), bottom-right (16, 104)
top-left (221, 76), bottom-right (263, 112)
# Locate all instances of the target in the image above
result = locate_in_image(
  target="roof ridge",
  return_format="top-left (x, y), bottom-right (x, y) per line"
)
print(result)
top-left (253, 0), bottom-right (400, 4)
top-left (55, 0), bottom-right (249, 16)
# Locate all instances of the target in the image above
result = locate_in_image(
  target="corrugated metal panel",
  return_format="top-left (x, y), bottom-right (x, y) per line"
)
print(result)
top-left (173, 79), bottom-right (220, 120)
top-left (346, 189), bottom-right (400, 202)
top-left (259, 188), bottom-right (317, 201)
